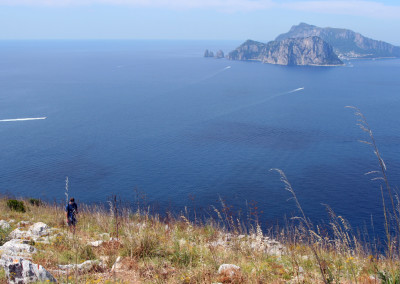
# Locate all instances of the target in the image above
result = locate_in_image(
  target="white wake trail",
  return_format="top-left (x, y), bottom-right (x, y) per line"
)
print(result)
top-left (199, 86), bottom-right (306, 124)
top-left (0, 117), bottom-right (47, 122)
top-left (286, 87), bottom-right (305, 94)
top-left (199, 66), bottom-right (232, 81)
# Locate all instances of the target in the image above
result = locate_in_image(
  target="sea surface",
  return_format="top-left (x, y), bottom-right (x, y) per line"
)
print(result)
top-left (0, 40), bottom-right (400, 236)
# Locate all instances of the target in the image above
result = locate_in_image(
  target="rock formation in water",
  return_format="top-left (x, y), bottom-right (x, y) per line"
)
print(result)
top-left (204, 49), bottom-right (214, 57)
top-left (215, 50), bottom-right (225, 59)
top-left (275, 23), bottom-right (400, 59)
top-left (228, 36), bottom-right (343, 66)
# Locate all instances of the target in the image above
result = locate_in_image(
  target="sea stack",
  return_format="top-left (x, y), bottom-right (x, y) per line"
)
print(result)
top-left (204, 49), bottom-right (214, 57)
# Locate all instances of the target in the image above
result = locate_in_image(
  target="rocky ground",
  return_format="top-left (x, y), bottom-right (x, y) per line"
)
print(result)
top-left (0, 217), bottom-right (287, 283)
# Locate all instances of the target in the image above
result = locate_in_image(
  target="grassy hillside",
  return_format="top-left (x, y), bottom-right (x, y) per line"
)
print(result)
top-left (0, 195), bottom-right (399, 284)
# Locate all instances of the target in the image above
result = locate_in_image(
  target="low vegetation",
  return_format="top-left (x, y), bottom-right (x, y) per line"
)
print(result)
top-left (0, 192), bottom-right (398, 284)
top-left (6, 199), bottom-right (26, 213)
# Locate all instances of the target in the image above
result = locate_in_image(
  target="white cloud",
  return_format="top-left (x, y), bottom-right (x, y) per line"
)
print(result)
top-left (282, 1), bottom-right (400, 19)
top-left (0, 0), bottom-right (399, 18)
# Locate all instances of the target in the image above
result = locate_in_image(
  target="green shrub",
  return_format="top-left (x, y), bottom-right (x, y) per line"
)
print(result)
top-left (7, 199), bottom-right (26, 213)
top-left (29, 198), bottom-right (42, 206)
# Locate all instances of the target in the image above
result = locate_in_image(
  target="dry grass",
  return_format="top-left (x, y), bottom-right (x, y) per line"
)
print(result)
top-left (0, 195), bottom-right (399, 284)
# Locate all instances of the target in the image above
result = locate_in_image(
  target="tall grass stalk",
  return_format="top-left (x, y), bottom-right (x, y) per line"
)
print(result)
top-left (346, 106), bottom-right (400, 257)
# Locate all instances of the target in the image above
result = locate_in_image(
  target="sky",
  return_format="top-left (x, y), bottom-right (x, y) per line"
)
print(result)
top-left (1, 0), bottom-right (400, 44)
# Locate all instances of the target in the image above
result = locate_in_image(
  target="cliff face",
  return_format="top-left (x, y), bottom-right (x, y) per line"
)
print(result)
top-left (228, 37), bottom-right (343, 66)
top-left (275, 23), bottom-right (400, 59)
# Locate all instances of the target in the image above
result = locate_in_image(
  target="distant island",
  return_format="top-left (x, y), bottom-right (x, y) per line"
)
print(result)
top-left (276, 23), bottom-right (400, 59)
top-left (205, 23), bottom-right (400, 66)
top-left (227, 36), bottom-right (343, 66)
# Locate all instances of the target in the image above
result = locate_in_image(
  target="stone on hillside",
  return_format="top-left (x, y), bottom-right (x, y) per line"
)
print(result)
top-left (58, 260), bottom-right (105, 273)
top-left (1, 239), bottom-right (36, 256)
top-left (0, 220), bottom-right (10, 230)
top-left (265, 242), bottom-right (285, 256)
top-left (88, 240), bottom-right (103, 247)
top-left (9, 222), bottom-right (51, 241)
top-left (29, 222), bottom-right (50, 237)
top-left (218, 264), bottom-right (241, 278)
top-left (2, 255), bottom-right (56, 283)
top-left (9, 228), bottom-right (29, 239)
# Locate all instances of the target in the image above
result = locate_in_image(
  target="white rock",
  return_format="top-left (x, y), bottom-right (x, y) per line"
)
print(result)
top-left (9, 228), bottom-right (30, 239)
top-left (0, 220), bottom-right (10, 230)
top-left (1, 239), bottom-right (36, 256)
top-left (58, 260), bottom-right (104, 273)
top-left (2, 255), bottom-right (56, 283)
top-left (9, 222), bottom-right (52, 241)
top-left (218, 264), bottom-right (241, 277)
top-left (29, 222), bottom-right (50, 237)
top-left (266, 245), bottom-right (284, 256)
top-left (89, 240), bottom-right (103, 247)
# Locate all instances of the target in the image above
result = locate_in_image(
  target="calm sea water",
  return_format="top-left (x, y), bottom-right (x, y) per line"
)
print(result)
top-left (0, 40), bottom-right (399, 234)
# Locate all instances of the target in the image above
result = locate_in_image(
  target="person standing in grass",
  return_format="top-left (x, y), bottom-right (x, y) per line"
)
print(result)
top-left (65, 197), bottom-right (78, 233)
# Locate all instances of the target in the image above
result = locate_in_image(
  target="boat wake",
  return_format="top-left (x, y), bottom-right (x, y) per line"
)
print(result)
top-left (0, 117), bottom-right (47, 122)
top-left (200, 87), bottom-right (306, 123)
top-left (286, 87), bottom-right (305, 94)
top-left (196, 66), bottom-right (232, 82)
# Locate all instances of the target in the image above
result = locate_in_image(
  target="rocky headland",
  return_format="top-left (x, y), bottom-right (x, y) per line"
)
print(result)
top-left (275, 23), bottom-right (400, 59)
top-left (227, 36), bottom-right (343, 66)
top-left (209, 23), bottom-right (400, 66)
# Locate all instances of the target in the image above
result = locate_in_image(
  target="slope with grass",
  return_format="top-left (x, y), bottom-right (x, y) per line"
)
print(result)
top-left (0, 196), bottom-right (398, 284)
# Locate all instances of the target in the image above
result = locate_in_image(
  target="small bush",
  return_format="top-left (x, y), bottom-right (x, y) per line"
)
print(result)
top-left (29, 198), bottom-right (42, 206)
top-left (7, 199), bottom-right (26, 213)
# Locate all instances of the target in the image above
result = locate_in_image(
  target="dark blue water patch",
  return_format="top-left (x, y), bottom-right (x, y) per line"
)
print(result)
top-left (188, 121), bottom-right (319, 150)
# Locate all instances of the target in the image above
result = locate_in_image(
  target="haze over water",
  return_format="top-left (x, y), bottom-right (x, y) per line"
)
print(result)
top-left (0, 40), bottom-right (400, 235)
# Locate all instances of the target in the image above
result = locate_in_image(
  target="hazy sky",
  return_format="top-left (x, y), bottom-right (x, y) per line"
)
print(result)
top-left (1, 0), bottom-right (400, 44)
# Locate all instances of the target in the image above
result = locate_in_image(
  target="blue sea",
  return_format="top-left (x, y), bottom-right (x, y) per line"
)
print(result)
top-left (0, 40), bottom-right (400, 235)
